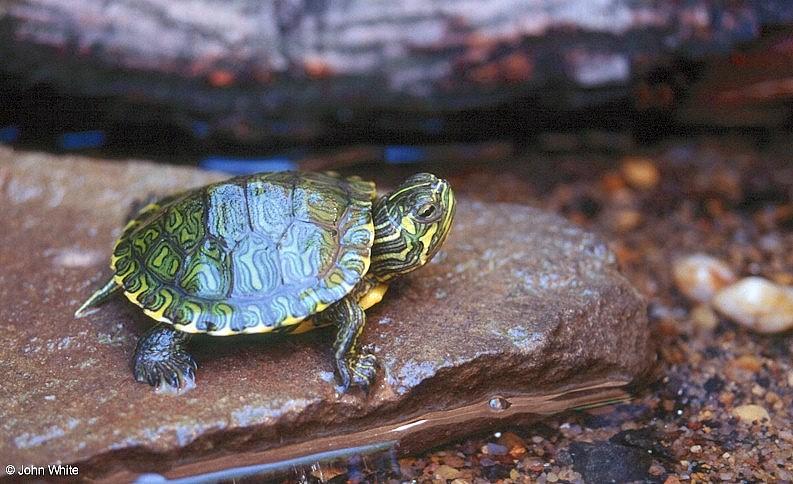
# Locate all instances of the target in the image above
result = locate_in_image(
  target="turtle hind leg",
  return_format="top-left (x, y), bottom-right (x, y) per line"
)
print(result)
top-left (74, 277), bottom-right (120, 318)
top-left (319, 296), bottom-right (378, 392)
top-left (133, 324), bottom-right (197, 392)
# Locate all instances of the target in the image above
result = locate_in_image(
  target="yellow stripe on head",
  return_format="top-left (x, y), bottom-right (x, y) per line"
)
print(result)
top-left (370, 173), bottom-right (456, 281)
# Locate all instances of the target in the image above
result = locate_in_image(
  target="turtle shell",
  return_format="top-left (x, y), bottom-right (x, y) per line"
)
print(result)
top-left (111, 171), bottom-right (376, 335)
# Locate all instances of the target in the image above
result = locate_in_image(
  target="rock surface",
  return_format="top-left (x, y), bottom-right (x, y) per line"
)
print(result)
top-left (0, 148), bottom-right (652, 480)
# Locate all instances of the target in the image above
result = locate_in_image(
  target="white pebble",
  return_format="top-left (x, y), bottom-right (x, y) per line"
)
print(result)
top-left (712, 277), bottom-right (793, 334)
top-left (732, 404), bottom-right (770, 424)
top-left (673, 254), bottom-right (736, 303)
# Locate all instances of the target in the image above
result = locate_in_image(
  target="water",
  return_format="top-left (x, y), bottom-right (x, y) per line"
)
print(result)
top-left (134, 441), bottom-right (401, 483)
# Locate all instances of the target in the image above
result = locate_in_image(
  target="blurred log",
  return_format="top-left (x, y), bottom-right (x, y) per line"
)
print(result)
top-left (677, 26), bottom-right (793, 127)
top-left (1, 1), bottom-right (792, 146)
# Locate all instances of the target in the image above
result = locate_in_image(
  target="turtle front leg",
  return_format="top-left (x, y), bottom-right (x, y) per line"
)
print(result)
top-left (319, 297), bottom-right (377, 392)
top-left (132, 324), bottom-right (197, 391)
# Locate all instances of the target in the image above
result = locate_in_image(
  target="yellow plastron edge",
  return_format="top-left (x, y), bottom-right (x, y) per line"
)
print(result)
top-left (290, 283), bottom-right (389, 334)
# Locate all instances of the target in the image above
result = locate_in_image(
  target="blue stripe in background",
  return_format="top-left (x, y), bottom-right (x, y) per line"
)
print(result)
top-left (384, 146), bottom-right (426, 164)
top-left (191, 121), bottom-right (210, 139)
top-left (199, 157), bottom-right (297, 174)
top-left (58, 130), bottom-right (106, 150)
top-left (0, 126), bottom-right (20, 143)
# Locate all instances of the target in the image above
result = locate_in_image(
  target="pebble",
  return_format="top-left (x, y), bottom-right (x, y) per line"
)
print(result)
top-left (732, 404), bottom-right (770, 424)
top-left (434, 464), bottom-right (462, 480)
top-left (481, 443), bottom-right (508, 456)
top-left (497, 431), bottom-right (526, 451)
top-left (611, 208), bottom-right (643, 232)
top-left (733, 355), bottom-right (763, 373)
top-left (712, 277), bottom-right (793, 333)
top-left (672, 254), bottom-right (736, 303)
top-left (442, 454), bottom-right (466, 468)
top-left (690, 304), bottom-right (719, 330)
top-left (621, 157), bottom-right (660, 190)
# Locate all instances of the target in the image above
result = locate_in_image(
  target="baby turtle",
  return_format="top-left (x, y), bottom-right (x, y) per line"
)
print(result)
top-left (76, 171), bottom-right (455, 392)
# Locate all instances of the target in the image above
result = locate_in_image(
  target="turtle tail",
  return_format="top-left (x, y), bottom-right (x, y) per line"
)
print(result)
top-left (75, 277), bottom-right (120, 318)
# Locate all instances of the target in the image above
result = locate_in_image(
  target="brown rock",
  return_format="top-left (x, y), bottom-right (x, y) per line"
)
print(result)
top-left (0, 148), bottom-right (652, 481)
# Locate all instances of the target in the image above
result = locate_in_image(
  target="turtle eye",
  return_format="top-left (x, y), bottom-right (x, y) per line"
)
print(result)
top-left (414, 203), bottom-right (440, 223)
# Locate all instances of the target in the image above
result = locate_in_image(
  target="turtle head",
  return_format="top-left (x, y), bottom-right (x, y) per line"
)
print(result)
top-left (370, 173), bottom-right (455, 281)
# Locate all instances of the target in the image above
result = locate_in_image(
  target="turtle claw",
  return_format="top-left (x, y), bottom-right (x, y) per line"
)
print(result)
top-left (132, 325), bottom-right (196, 392)
top-left (338, 353), bottom-right (377, 392)
top-left (134, 351), bottom-right (197, 392)
top-left (351, 353), bottom-right (377, 389)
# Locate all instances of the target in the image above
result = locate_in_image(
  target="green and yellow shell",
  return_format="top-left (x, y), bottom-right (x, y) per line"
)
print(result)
top-left (110, 172), bottom-right (376, 336)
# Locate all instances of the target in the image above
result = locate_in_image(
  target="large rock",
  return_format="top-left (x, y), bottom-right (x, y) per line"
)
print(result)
top-left (0, 148), bottom-right (652, 481)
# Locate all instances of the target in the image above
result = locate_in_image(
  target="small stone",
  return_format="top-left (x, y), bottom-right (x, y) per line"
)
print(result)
top-left (498, 432), bottom-right (526, 452)
top-left (733, 355), bottom-right (763, 373)
top-left (451, 479), bottom-right (470, 484)
top-left (672, 254), bottom-right (736, 303)
top-left (509, 469), bottom-right (520, 480)
top-left (690, 445), bottom-right (702, 453)
top-left (442, 454), bottom-right (465, 468)
top-left (557, 469), bottom-right (576, 481)
top-left (690, 304), bottom-right (719, 330)
top-left (546, 471), bottom-right (559, 482)
top-left (664, 476), bottom-right (681, 484)
top-left (712, 277), bottom-right (793, 333)
top-left (482, 443), bottom-right (509, 456)
top-left (649, 463), bottom-right (665, 476)
top-left (569, 442), bottom-right (651, 483)
top-left (479, 457), bottom-right (496, 467)
top-left (621, 157), bottom-right (660, 190)
top-left (719, 391), bottom-right (735, 406)
top-left (522, 457), bottom-right (545, 473)
top-left (434, 464), bottom-right (462, 480)
top-left (611, 209), bottom-right (643, 232)
top-left (703, 376), bottom-right (724, 394)
top-left (732, 404), bottom-right (770, 424)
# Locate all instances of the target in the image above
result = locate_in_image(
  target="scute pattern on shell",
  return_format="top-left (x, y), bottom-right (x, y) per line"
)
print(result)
top-left (111, 172), bottom-right (375, 335)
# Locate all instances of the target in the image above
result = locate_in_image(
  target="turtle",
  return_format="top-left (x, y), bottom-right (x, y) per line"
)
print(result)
top-left (75, 171), bottom-right (455, 392)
